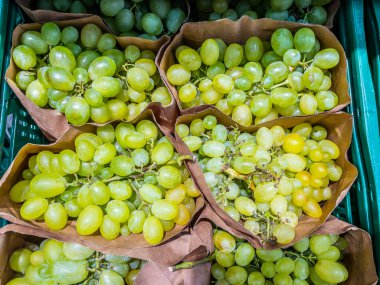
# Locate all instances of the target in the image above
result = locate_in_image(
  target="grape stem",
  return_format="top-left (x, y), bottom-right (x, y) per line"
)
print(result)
top-left (169, 251), bottom-right (217, 271)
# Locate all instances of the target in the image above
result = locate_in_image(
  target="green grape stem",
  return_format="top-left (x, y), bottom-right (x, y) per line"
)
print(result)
top-left (169, 251), bottom-right (217, 271)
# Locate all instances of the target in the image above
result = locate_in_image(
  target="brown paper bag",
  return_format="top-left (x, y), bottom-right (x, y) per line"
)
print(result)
top-left (0, 108), bottom-right (205, 262)
top-left (0, 221), bottom-right (213, 285)
top-left (173, 108), bottom-right (358, 248)
top-left (157, 17), bottom-right (349, 121)
top-left (14, 0), bottom-right (190, 43)
top-left (5, 16), bottom-right (174, 141)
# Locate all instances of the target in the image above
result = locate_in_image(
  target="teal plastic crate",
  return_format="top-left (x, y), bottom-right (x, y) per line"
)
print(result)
top-left (365, 0), bottom-right (380, 118)
top-left (340, 0), bottom-right (380, 270)
top-left (0, 1), bottom-right (47, 228)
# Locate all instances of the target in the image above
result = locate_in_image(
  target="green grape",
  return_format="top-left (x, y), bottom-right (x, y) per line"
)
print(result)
top-left (151, 199), bottom-right (179, 220)
top-left (135, 59), bottom-right (157, 76)
top-left (44, 202), bottom-right (68, 230)
top-left (20, 197), bottom-right (48, 220)
top-left (13, 45), bottom-right (37, 70)
top-left (76, 205), bottom-right (103, 235)
top-left (271, 28), bottom-right (293, 57)
top-left (100, 0), bottom-right (124, 16)
top-left (88, 56), bottom-right (116, 80)
top-left (61, 26), bottom-right (79, 45)
top-left (302, 66), bottom-right (324, 91)
top-left (235, 243), bottom-right (255, 266)
top-left (67, 43), bottom-right (81, 57)
top-left (213, 230), bottom-right (236, 252)
top-left (77, 50), bottom-right (99, 70)
top-left (271, 0), bottom-right (293, 10)
top-left (16, 71), bottom-right (35, 90)
top-left (45, 67), bottom-right (75, 92)
top-left (65, 97), bottom-right (90, 126)
top-left (316, 90), bottom-right (338, 111)
top-left (294, 28), bottom-right (316, 53)
top-left (89, 180), bottom-right (111, 205)
top-left (81, 23), bottom-right (102, 49)
top-left (270, 87), bottom-right (297, 108)
top-left (224, 43), bottom-right (243, 68)
top-left (179, 83), bottom-right (197, 103)
top-left (167, 64), bottom-right (191, 86)
top-left (201, 39), bottom-right (219, 66)
top-left (265, 61), bottom-right (288, 84)
top-left (212, 263), bottom-right (226, 280)
top-left (103, 49), bottom-right (125, 69)
top-left (49, 46), bottom-right (76, 72)
top-left (283, 49), bottom-right (301, 67)
top-left (256, 249), bottom-right (283, 262)
top-left (273, 273), bottom-right (293, 285)
top-left (9, 248), bottom-right (32, 274)
top-left (9, 180), bottom-right (30, 203)
top-left (248, 271), bottom-right (265, 285)
top-left (100, 215), bottom-right (120, 240)
top-left (315, 260), bottom-right (348, 283)
top-left (261, 51), bottom-right (282, 69)
top-left (232, 104), bottom-right (252, 127)
top-left (63, 242), bottom-right (94, 260)
top-left (128, 210), bottom-right (146, 234)
top-left (143, 216), bottom-right (164, 245)
top-left (156, 165), bottom-right (182, 189)
top-left (275, 257), bottom-right (295, 275)
top-left (308, 6), bottom-right (328, 25)
top-left (225, 266), bottom-right (248, 285)
top-left (142, 13), bottom-right (163, 36)
top-left (265, 9), bottom-right (289, 20)
top-left (293, 258), bottom-right (309, 280)
top-left (216, 251), bottom-right (235, 267)
top-left (314, 48), bottom-right (340, 69)
top-left (25, 80), bottom-right (49, 107)
top-left (21, 31), bottom-right (48, 55)
top-left (300, 93), bottom-right (317, 115)
top-left (310, 235), bottom-right (331, 255)
top-left (92, 76), bottom-right (122, 97)
top-left (41, 22), bottom-right (61, 46)
top-left (166, 8), bottom-right (186, 33)
top-left (29, 173), bottom-right (66, 198)
top-left (261, 262), bottom-right (277, 278)
top-left (73, 67), bottom-right (89, 84)
top-left (139, 184), bottom-right (162, 203)
top-left (109, 181), bottom-right (133, 200)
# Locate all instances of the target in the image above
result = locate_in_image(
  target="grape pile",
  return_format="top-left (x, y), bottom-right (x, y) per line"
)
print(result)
top-left (166, 27), bottom-right (340, 126)
top-left (34, 0), bottom-right (187, 38)
top-left (12, 22), bottom-right (172, 126)
top-left (177, 115), bottom-right (342, 244)
top-left (6, 238), bottom-right (143, 285)
top-left (210, 230), bottom-right (349, 285)
top-left (192, 0), bottom-right (333, 24)
top-left (9, 120), bottom-right (201, 244)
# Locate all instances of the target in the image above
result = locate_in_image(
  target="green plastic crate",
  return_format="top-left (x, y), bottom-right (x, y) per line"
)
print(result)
top-left (341, 0), bottom-right (380, 271)
top-left (0, 1), bottom-right (47, 227)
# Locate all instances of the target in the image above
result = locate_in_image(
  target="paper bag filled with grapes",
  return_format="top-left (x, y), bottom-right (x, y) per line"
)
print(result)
top-left (174, 109), bottom-right (357, 247)
top-left (158, 17), bottom-right (349, 127)
top-left (169, 216), bottom-right (377, 285)
top-left (0, 108), bottom-right (210, 264)
top-left (6, 16), bottom-right (175, 141)
top-left (0, 221), bottom-right (213, 285)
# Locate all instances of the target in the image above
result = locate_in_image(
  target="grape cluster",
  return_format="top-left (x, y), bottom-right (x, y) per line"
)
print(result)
top-left (167, 27), bottom-right (340, 126)
top-left (35, 0), bottom-right (187, 38)
top-left (10, 120), bottom-right (201, 244)
top-left (6, 238), bottom-right (143, 285)
top-left (210, 230), bottom-right (349, 285)
top-left (12, 22), bottom-right (172, 126)
top-left (193, 0), bottom-right (332, 24)
top-left (177, 115), bottom-right (342, 244)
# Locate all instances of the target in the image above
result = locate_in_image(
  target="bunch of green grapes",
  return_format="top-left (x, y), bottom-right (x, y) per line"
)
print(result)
top-left (176, 115), bottom-right (342, 244)
top-left (210, 230), bottom-right (349, 285)
top-left (167, 27), bottom-right (340, 126)
top-left (9, 120), bottom-right (201, 244)
top-left (13, 22), bottom-right (172, 126)
top-left (6, 238), bottom-right (143, 285)
top-left (193, 0), bottom-right (332, 24)
top-left (34, 0), bottom-right (187, 38)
